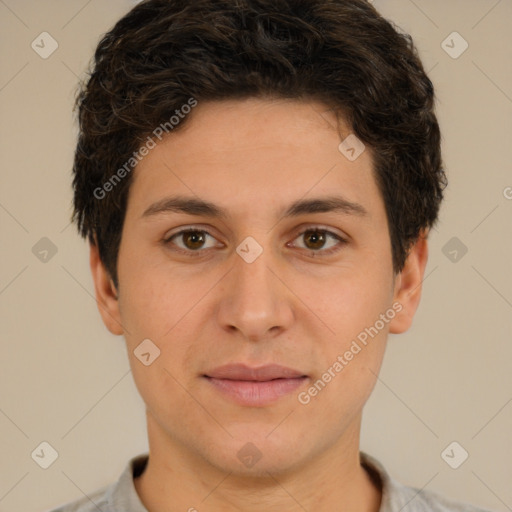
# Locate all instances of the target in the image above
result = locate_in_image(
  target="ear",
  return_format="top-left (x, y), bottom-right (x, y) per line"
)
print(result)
top-left (89, 241), bottom-right (124, 335)
top-left (389, 230), bottom-right (429, 334)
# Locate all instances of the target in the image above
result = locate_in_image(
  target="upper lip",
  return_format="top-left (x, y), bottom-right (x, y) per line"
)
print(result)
top-left (205, 364), bottom-right (307, 381)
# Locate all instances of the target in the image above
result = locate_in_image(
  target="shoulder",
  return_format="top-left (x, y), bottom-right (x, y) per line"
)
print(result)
top-left (360, 452), bottom-right (496, 512)
top-left (46, 454), bottom-right (149, 512)
top-left (45, 484), bottom-right (111, 512)
top-left (395, 483), bottom-right (494, 512)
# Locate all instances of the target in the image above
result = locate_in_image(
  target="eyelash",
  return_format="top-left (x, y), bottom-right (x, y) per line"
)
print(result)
top-left (163, 226), bottom-right (348, 258)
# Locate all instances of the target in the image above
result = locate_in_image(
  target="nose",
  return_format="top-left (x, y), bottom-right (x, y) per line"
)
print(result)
top-left (215, 245), bottom-right (294, 342)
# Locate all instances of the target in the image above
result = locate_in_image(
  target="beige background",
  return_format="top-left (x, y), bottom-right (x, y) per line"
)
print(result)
top-left (0, 1), bottom-right (511, 511)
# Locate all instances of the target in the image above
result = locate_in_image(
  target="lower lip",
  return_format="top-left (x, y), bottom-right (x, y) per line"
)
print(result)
top-left (204, 376), bottom-right (308, 406)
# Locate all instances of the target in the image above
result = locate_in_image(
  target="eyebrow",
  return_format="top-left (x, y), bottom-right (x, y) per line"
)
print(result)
top-left (141, 194), bottom-right (368, 220)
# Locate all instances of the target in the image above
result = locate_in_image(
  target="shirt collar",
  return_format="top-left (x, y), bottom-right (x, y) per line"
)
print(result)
top-left (360, 451), bottom-right (417, 511)
top-left (107, 453), bottom-right (148, 512)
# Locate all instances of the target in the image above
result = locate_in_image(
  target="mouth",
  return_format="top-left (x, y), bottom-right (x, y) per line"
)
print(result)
top-left (203, 363), bottom-right (309, 406)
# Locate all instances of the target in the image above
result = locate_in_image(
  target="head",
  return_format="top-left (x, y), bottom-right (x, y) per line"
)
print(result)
top-left (73, 0), bottom-right (446, 476)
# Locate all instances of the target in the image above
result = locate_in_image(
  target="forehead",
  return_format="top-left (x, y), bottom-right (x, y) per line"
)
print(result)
top-left (126, 98), bottom-right (384, 224)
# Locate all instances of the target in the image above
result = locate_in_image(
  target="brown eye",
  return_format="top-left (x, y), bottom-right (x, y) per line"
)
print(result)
top-left (165, 229), bottom-right (218, 253)
top-left (181, 230), bottom-right (207, 250)
top-left (303, 230), bottom-right (327, 250)
top-left (291, 228), bottom-right (347, 255)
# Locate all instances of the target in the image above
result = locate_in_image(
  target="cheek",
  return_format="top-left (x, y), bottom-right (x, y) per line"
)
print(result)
top-left (119, 277), bottom-right (204, 417)
top-left (316, 263), bottom-right (394, 337)
top-left (118, 264), bottom-right (211, 342)
top-left (117, 265), bottom-right (215, 386)
top-left (307, 264), bottom-right (393, 393)
top-left (129, 360), bottom-right (198, 434)
top-left (304, 310), bottom-right (389, 427)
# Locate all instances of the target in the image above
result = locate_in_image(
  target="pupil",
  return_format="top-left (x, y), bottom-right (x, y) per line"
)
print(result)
top-left (306, 230), bottom-right (325, 249)
top-left (185, 231), bottom-right (204, 249)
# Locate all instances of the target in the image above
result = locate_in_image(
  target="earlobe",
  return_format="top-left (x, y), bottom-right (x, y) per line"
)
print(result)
top-left (389, 230), bottom-right (429, 334)
top-left (89, 242), bottom-right (124, 336)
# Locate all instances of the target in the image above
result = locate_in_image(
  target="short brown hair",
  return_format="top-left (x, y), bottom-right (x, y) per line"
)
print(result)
top-left (72, 0), bottom-right (446, 287)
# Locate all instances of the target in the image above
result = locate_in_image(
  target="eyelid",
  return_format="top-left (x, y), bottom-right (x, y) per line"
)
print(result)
top-left (290, 223), bottom-right (348, 242)
top-left (163, 224), bottom-right (222, 241)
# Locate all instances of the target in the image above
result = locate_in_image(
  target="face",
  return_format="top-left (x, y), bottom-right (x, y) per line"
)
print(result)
top-left (91, 98), bottom-right (427, 476)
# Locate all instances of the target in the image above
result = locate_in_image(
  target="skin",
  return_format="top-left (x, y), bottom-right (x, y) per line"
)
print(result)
top-left (90, 98), bottom-right (428, 512)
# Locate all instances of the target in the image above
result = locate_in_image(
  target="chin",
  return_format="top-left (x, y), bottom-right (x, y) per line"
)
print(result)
top-left (201, 433), bottom-right (312, 478)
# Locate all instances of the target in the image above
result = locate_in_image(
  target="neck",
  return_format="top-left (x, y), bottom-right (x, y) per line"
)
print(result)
top-left (134, 413), bottom-right (382, 512)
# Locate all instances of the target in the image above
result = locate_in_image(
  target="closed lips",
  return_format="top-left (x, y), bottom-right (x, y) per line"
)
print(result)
top-left (204, 363), bottom-right (308, 381)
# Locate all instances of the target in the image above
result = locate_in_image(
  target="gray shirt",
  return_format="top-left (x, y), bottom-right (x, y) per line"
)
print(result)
top-left (48, 452), bottom-right (494, 512)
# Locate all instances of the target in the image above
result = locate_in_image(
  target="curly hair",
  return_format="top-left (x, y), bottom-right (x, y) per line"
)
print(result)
top-left (72, 0), bottom-right (446, 288)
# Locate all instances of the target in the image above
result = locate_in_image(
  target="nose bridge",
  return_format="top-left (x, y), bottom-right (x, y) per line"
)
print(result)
top-left (235, 244), bottom-right (275, 300)
top-left (216, 239), bottom-right (293, 340)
